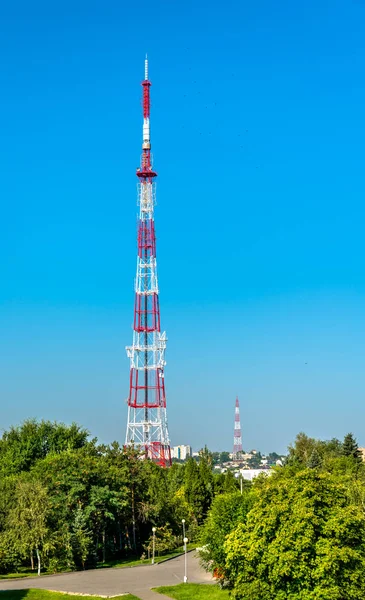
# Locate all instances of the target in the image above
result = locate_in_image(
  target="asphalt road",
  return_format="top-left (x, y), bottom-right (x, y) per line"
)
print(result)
top-left (0, 552), bottom-right (212, 599)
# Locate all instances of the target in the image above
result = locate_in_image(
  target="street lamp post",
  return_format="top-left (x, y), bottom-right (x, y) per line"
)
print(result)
top-left (181, 519), bottom-right (185, 545)
top-left (152, 527), bottom-right (156, 565)
top-left (183, 536), bottom-right (188, 583)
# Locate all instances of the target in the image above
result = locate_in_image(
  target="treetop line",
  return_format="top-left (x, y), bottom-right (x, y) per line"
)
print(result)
top-left (0, 416), bottom-right (363, 596)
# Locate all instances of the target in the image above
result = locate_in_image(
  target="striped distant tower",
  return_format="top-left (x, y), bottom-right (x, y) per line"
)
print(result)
top-left (233, 397), bottom-right (243, 458)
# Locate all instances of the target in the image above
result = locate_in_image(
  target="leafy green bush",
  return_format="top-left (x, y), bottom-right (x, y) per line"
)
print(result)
top-left (225, 469), bottom-right (365, 600)
top-left (198, 490), bottom-right (252, 580)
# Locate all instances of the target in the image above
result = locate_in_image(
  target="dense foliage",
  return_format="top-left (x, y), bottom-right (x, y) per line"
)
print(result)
top-left (0, 420), bottom-right (239, 575)
top-left (199, 489), bottom-right (252, 577)
top-left (199, 431), bottom-right (365, 600)
top-left (3, 419), bottom-right (364, 599)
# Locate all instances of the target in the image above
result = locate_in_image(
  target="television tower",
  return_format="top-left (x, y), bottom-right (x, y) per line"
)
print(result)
top-left (233, 397), bottom-right (242, 458)
top-left (125, 57), bottom-right (171, 467)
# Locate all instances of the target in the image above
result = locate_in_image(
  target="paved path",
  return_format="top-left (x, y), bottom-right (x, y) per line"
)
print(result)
top-left (0, 553), bottom-right (212, 599)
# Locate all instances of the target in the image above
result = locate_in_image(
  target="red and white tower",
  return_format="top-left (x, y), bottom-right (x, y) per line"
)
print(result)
top-left (233, 397), bottom-right (242, 458)
top-left (125, 57), bottom-right (171, 467)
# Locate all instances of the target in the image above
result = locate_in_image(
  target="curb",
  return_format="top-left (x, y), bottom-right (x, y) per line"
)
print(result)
top-left (156, 549), bottom-right (196, 565)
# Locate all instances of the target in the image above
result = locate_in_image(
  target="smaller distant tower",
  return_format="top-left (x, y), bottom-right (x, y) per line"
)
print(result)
top-left (233, 397), bottom-right (243, 458)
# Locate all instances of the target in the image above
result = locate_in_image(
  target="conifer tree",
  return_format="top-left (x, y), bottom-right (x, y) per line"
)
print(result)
top-left (342, 433), bottom-right (362, 464)
top-left (307, 448), bottom-right (322, 469)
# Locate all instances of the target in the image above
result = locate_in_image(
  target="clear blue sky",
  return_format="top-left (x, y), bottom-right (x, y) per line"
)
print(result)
top-left (1, 0), bottom-right (365, 454)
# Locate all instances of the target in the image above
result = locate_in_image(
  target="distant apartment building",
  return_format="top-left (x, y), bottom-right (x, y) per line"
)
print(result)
top-left (171, 445), bottom-right (192, 461)
top-left (239, 468), bottom-right (272, 481)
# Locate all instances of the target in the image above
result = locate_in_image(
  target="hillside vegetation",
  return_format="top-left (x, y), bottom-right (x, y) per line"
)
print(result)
top-left (0, 420), bottom-right (238, 575)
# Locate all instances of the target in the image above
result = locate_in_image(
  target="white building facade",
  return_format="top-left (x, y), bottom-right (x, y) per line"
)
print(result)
top-left (171, 445), bottom-right (192, 460)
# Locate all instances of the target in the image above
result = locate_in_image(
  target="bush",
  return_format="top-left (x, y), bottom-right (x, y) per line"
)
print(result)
top-left (225, 469), bottom-right (365, 600)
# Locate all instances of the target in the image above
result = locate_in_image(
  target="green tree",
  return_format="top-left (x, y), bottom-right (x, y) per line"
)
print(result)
top-left (31, 442), bottom-right (130, 565)
top-left (0, 531), bottom-right (22, 574)
top-left (223, 470), bottom-right (238, 493)
top-left (220, 452), bottom-right (231, 463)
top-left (247, 452), bottom-right (262, 469)
top-left (287, 433), bottom-right (344, 469)
top-left (72, 505), bottom-right (91, 569)
top-left (0, 419), bottom-right (243, 574)
top-left (199, 490), bottom-right (252, 579)
top-left (199, 452), bottom-right (214, 503)
top-left (287, 432), bottom-right (318, 466)
top-left (144, 526), bottom-right (176, 557)
top-left (319, 437), bottom-right (343, 459)
top-left (198, 446), bottom-right (213, 466)
top-left (7, 479), bottom-right (51, 575)
top-left (184, 458), bottom-right (212, 524)
top-left (267, 452), bottom-right (281, 464)
top-left (307, 448), bottom-right (322, 469)
top-left (343, 433), bottom-right (362, 464)
top-left (225, 469), bottom-right (365, 600)
top-left (85, 485), bottom-right (124, 563)
top-left (0, 420), bottom-right (89, 476)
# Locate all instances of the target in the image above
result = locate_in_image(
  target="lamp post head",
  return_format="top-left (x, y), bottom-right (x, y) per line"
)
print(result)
top-left (183, 537), bottom-right (188, 544)
top-left (182, 519), bottom-right (185, 523)
top-left (152, 527), bottom-right (156, 533)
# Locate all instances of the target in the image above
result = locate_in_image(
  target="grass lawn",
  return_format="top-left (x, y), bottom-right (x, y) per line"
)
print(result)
top-left (97, 544), bottom-right (196, 570)
top-left (0, 545), bottom-right (196, 579)
top-left (153, 583), bottom-right (230, 599)
top-left (0, 569), bottom-right (73, 581)
top-left (0, 573), bottom-right (39, 580)
top-left (0, 591), bottom-right (140, 600)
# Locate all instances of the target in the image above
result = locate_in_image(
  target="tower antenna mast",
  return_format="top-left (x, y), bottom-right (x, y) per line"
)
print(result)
top-left (125, 57), bottom-right (171, 467)
top-left (233, 397), bottom-right (243, 458)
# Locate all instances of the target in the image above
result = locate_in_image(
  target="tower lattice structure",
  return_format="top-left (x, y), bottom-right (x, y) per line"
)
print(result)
top-left (125, 57), bottom-right (171, 467)
top-left (233, 397), bottom-right (243, 457)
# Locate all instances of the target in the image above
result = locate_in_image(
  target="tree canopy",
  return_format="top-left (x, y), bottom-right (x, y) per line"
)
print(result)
top-left (195, 430), bottom-right (365, 600)
top-left (225, 469), bottom-right (365, 599)
top-left (0, 419), bottom-right (230, 574)
top-left (199, 490), bottom-right (253, 578)
top-left (2, 417), bottom-right (364, 600)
